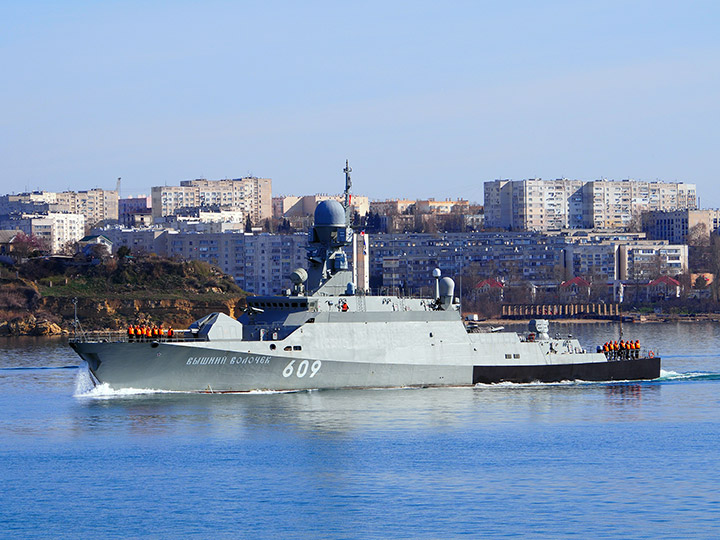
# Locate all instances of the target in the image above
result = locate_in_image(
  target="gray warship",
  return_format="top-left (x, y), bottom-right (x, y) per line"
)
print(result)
top-left (70, 163), bottom-right (661, 392)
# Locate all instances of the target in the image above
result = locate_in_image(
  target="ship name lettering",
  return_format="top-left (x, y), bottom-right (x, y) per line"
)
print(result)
top-left (185, 356), bottom-right (228, 365)
top-left (228, 356), bottom-right (271, 365)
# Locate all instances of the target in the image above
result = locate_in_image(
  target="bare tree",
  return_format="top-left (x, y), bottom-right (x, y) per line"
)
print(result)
top-left (687, 222), bottom-right (709, 247)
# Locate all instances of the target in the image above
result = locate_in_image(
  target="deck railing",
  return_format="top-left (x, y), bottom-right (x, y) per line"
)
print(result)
top-left (69, 330), bottom-right (202, 344)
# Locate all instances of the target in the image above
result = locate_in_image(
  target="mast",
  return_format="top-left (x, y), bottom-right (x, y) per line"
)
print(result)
top-left (343, 159), bottom-right (352, 226)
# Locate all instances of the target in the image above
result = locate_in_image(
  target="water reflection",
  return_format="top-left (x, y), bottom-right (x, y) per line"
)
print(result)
top-left (64, 375), bottom-right (674, 441)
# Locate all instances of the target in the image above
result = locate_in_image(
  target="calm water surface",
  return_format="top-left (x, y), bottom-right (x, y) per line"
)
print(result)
top-left (1, 322), bottom-right (719, 539)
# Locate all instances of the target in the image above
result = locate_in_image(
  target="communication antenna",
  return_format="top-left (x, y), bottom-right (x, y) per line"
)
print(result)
top-left (343, 159), bottom-right (352, 226)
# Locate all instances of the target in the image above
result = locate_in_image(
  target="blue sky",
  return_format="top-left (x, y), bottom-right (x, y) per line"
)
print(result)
top-left (2, 1), bottom-right (719, 206)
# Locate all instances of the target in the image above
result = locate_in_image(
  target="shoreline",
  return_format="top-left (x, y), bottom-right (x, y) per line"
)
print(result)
top-left (478, 314), bottom-right (720, 325)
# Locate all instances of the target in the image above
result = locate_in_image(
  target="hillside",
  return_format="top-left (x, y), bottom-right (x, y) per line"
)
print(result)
top-left (0, 256), bottom-right (247, 336)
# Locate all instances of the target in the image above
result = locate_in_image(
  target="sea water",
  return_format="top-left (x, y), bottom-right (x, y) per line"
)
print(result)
top-left (1, 322), bottom-right (719, 539)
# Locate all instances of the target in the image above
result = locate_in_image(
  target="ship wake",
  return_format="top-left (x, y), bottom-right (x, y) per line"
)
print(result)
top-left (73, 364), bottom-right (182, 398)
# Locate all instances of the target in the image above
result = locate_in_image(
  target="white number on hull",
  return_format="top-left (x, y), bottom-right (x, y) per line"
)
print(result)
top-left (282, 359), bottom-right (322, 378)
top-left (282, 361), bottom-right (295, 377)
top-left (296, 360), bottom-right (309, 378)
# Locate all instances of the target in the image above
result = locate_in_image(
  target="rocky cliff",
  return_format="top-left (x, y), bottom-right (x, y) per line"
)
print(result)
top-left (0, 258), bottom-right (247, 336)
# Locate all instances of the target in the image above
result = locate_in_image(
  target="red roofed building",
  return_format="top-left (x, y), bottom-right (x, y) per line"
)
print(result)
top-left (559, 276), bottom-right (591, 299)
top-left (475, 278), bottom-right (504, 300)
top-left (646, 275), bottom-right (680, 300)
top-left (475, 278), bottom-right (504, 290)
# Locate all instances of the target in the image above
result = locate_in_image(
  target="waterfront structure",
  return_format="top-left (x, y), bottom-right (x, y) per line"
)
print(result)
top-left (642, 208), bottom-right (720, 244)
top-left (485, 178), bottom-right (697, 231)
top-left (151, 177), bottom-right (271, 222)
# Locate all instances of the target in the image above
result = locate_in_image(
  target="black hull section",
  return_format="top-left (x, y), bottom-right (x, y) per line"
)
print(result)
top-left (473, 356), bottom-right (661, 384)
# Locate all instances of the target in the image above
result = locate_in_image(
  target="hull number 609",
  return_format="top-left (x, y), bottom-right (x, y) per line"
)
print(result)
top-left (282, 359), bottom-right (322, 378)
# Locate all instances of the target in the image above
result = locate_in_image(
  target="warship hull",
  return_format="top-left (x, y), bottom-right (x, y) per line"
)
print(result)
top-left (71, 340), bottom-right (661, 392)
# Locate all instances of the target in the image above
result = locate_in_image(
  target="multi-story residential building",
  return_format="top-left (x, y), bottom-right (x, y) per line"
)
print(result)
top-left (118, 196), bottom-right (151, 227)
top-left (1, 189), bottom-right (118, 227)
top-left (642, 209), bottom-right (720, 244)
top-left (414, 199), bottom-right (470, 214)
top-left (0, 212), bottom-right (85, 253)
top-left (485, 178), bottom-right (697, 231)
top-left (273, 194), bottom-right (369, 219)
top-left (0, 191), bottom-right (57, 215)
top-left (369, 232), bottom-right (688, 292)
top-left (368, 198), bottom-right (470, 217)
top-left (55, 188), bottom-right (119, 225)
top-left (151, 177), bottom-right (271, 222)
top-left (369, 199), bottom-right (416, 215)
top-left (562, 240), bottom-right (687, 281)
top-left (94, 227), bottom-right (167, 255)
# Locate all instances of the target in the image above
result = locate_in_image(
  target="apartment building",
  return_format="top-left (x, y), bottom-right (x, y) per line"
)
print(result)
top-left (151, 177), bottom-right (271, 222)
top-left (0, 212), bottom-right (85, 253)
top-left (273, 194), bottom-right (370, 219)
top-left (0, 188), bottom-right (118, 226)
top-left (118, 196), bottom-right (151, 226)
top-left (55, 188), bottom-right (119, 225)
top-left (642, 209), bottom-right (720, 244)
top-left (369, 199), bottom-right (416, 215)
top-left (485, 178), bottom-right (697, 231)
top-left (369, 232), bottom-right (687, 292)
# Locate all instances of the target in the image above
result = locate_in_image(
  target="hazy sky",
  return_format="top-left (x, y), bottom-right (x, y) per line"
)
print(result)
top-left (2, 1), bottom-right (719, 206)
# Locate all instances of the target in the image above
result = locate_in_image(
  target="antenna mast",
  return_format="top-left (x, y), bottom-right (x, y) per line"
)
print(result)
top-left (343, 159), bottom-right (352, 226)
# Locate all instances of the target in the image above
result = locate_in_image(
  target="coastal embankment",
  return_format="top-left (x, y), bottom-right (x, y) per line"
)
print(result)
top-left (0, 257), bottom-right (246, 336)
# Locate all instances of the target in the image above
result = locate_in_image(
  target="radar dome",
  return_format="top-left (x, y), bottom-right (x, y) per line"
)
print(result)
top-left (314, 200), bottom-right (346, 227)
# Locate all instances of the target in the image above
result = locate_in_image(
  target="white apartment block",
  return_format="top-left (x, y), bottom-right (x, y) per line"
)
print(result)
top-left (0, 212), bottom-right (85, 253)
top-left (485, 178), bottom-right (697, 231)
top-left (563, 240), bottom-right (687, 281)
top-left (151, 177), bottom-right (272, 222)
top-left (1, 189), bottom-right (118, 226)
